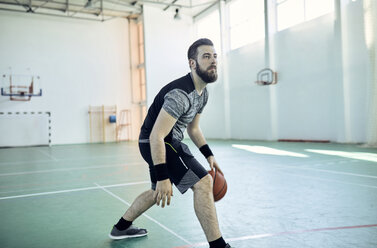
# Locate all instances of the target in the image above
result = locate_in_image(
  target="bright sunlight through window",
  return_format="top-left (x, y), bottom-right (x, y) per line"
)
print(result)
top-left (232, 144), bottom-right (308, 158)
top-left (228, 0), bottom-right (265, 50)
top-left (277, 0), bottom-right (334, 31)
top-left (306, 149), bottom-right (377, 163)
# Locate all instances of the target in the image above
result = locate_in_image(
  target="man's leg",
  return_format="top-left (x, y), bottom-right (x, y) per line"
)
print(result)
top-left (123, 189), bottom-right (156, 221)
top-left (192, 174), bottom-right (222, 242)
top-left (109, 189), bottom-right (156, 240)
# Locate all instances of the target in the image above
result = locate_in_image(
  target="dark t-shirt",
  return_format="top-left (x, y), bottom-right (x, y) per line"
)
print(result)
top-left (139, 73), bottom-right (208, 142)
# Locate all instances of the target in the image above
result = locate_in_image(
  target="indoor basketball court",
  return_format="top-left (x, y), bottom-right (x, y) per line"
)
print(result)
top-left (1, 0), bottom-right (377, 248)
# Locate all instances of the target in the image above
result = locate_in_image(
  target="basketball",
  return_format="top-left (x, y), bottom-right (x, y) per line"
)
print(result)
top-left (208, 168), bottom-right (227, 202)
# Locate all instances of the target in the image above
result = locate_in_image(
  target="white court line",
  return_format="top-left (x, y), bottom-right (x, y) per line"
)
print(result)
top-left (34, 148), bottom-right (59, 161)
top-left (306, 160), bottom-right (358, 167)
top-left (94, 183), bottom-right (193, 246)
top-left (173, 224), bottom-right (377, 248)
top-left (0, 154), bottom-right (142, 166)
top-left (279, 171), bottom-right (377, 190)
top-left (54, 153), bottom-right (142, 161)
top-left (0, 181), bottom-right (149, 200)
top-left (272, 163), bottom-right (377, 179)
top-left (0, 159), bottom-right (53, 166)
top-left (0, 162), bottom-right (144, 177)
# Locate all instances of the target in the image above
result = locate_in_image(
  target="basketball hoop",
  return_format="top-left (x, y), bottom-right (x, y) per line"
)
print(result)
top-left (255, 68), bottom-right (278, 86)
top-left (1, 74), bottom-right (42, 101)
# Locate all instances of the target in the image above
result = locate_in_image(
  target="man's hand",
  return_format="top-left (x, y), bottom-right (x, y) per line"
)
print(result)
top-left (154, 179), bottom-right (173, 208)
top-left (207, 155), bottom-right (223, 175)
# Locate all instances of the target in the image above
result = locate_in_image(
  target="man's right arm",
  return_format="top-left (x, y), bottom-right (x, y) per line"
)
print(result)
top-left (149, 108), bottom-right (177, 208)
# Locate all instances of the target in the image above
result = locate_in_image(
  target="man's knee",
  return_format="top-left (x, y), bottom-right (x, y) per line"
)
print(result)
top-left (192, 174), bottom-right (213, 193)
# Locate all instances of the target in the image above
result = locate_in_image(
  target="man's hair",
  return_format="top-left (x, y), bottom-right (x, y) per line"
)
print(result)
top-left (187, 38), bottom-right (214, 60)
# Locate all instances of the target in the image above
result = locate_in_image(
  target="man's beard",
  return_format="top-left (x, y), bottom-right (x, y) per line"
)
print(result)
top-left (195, 62), bottom-right (218, 83)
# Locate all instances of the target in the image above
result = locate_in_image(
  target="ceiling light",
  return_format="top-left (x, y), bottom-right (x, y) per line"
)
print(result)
top-left (174, 8), bottom-right (181, 20)
top-left (84, 0), bottom-right (93, 8)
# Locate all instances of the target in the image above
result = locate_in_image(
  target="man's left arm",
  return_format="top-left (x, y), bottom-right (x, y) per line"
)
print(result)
top-left (187, 114), bottom-right (223, 174)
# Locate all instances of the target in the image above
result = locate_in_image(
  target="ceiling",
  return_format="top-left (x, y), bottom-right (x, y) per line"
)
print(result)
top-left (0, 0), bottom-right (219, 21)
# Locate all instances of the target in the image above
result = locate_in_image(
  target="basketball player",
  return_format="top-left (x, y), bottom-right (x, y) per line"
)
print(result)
top-left (109, 38), bottom-right (231, 248)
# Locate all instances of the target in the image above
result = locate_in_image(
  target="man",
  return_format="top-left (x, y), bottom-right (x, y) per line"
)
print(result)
top-left (109, 38), bottom-right (231, 248)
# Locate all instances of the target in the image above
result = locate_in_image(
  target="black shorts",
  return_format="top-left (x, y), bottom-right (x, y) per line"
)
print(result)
top-left (138, 139), bottom-right (208, 194)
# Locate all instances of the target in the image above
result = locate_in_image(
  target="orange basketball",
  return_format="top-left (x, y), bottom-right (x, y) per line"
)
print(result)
top-left (208, 169), bottom-right (227, 202)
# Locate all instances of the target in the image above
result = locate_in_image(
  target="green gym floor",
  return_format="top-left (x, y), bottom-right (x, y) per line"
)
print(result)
top-left (0, 140), bottom-right (376, 248)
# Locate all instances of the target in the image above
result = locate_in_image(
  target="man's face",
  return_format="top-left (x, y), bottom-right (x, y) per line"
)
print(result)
top-left (194, 45), bottom-right (218, 83)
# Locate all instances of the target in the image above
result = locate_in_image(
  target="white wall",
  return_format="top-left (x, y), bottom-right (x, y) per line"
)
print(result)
top-left (227, 40), bottom-right (268, 140)
top-left (273, 13), bottom-right (341, 142)
top-left (0, 12), bottom-right (133, 145)
top-left (219, 1), bottom-right (370, 143)
top-left (199, 66), bottom-right (227, 139)
top-left (143, 5), bottom-right (194, 106)
top-left (365, 0), bottom-right (377, 145)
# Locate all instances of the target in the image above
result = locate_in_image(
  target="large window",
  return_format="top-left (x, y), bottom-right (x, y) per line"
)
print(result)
top-left (277, 0), bottom-right (334, 31)
top-left (195, 0), bottom-right (334, 52)
top-left (228, 0), bottom-right (265, 50)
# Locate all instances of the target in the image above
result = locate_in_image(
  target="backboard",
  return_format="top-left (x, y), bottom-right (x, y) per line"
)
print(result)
top-left (255, 68), bottom-right (278, 86)
top-left (1, 73), bottom-right (42, 101)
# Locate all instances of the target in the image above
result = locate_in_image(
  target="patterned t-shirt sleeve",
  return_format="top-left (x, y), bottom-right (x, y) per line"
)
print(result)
top-left (162, 89), bottom-right (190, 119)
top-left (198, 89), bottom-right (208, 114)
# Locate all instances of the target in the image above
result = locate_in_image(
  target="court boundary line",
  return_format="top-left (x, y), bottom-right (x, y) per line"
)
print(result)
top-left (173, 224), bottom-right (377, 248)
top-left (269, 161), bottom-right (377, 179)
top-left (0, 181), bottom-right (149, 200)
top-left (34, 148), bottom-right (58, 161)
top-left (279, 171), bottom-right (377, 189)
top-left (0, 162), bottom-right (145, 177)
top-left (0, 153), bottom-right (142, 166)
top-left (94, 183), bottom-right (193, 246)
